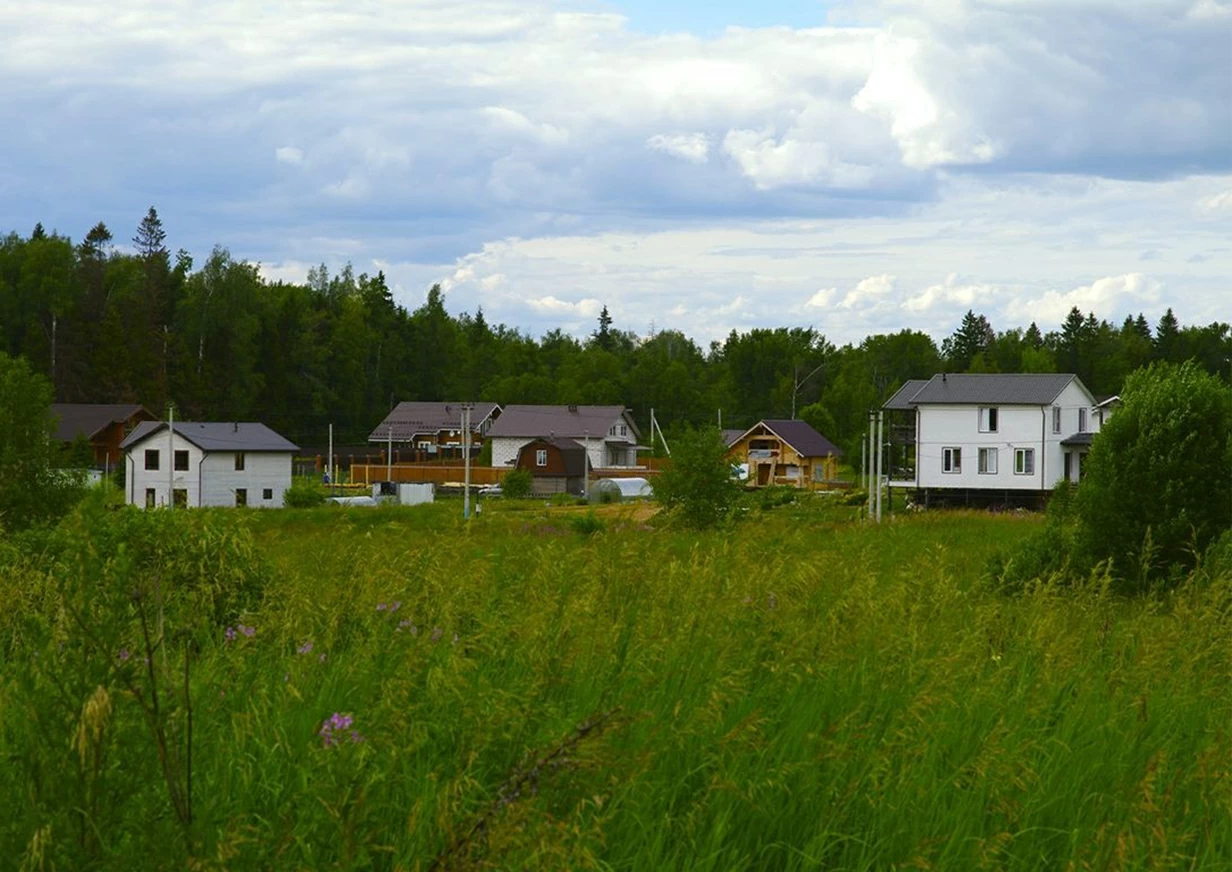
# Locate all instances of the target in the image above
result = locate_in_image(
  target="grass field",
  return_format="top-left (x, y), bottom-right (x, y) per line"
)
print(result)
top-left (1, 497), bottom-right (1229, 870)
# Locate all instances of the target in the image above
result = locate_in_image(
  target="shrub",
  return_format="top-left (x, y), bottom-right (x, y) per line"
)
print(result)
top-left (1074, 362), bottom-right (1231, 589)
top-left (284, 478), bottom-right (327, 508)
top-left (568, 510), bottom-right (605, 536)
top-left (653, 427), bottom-right (738, 529)
top-left (758, 485), bottom-right (798, 511)
top-left (502, 468), bottom-right (533, 499)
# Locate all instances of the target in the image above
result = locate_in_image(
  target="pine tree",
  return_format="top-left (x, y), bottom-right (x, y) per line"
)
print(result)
top-left (593, 305), bottom-right (614, 352)
top-left (941, 310), bottom-right (994, 372)
top-left (1024, 322), bottom-right (1043, 348)
top-left (1154, 308), bottom-right (1180, 362)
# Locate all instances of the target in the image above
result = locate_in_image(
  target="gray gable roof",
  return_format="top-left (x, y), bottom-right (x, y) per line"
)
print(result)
top-left (50, 403), bottom-right (150, 442)
top-left (368, 401), bottom-right (500, 442)
top-left (882, 379), bottom-right (929, 411)
top-left (721, 428), bottom-right (745, 447)
top-left (487, 405), bottom-right (640, 440)
top-left (907, 373), bottom-right (1082, 406)
top-left (747, 419), bottom-right (844, 458)
top-left (121, 421), bottom-right (298, 453)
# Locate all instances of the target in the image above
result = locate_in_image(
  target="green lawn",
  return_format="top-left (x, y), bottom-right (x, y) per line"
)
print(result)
top-left (1, 499), bottom-right (1228, 870)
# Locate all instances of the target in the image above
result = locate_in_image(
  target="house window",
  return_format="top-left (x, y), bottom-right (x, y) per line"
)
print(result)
top-left (174, 449), bottom-right (189, 471)
top-left (535, 449), bottom-right (548, 467)
top-left (1078, 408), bottom-right (1088, 433)
top-left (978, 407), bottom-right (999, 433)
top-left (943, 447), bottom-right (962, 473)
top-left (417, 441), bottom-right (432, 450)
top-left (609, 426), bottom-right (617, 436)
top-left (1014, 448), bottom-right (1035, 475)
top-left (173, 488), bottom-right (187, 508)
top-left (978, 447), bottom-right (998, 475)
top-left (235, 452), bottom-right (246, 471)
top-left (144, 449), bottom-right (160, 471)
top-left (263, 488), bottom-right (273, 501)
top-left (1052, 406), bottom-right (1062, 434)
top-left (235, 488), bottom-right (248, 507)
top-left (145, 488), bottom-right (156, 509)
top-left (620, 424), bottom-right (627, 436)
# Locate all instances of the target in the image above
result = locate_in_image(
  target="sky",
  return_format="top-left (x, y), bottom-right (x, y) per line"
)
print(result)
top-left (1, 0), bottom-right (1229, 346)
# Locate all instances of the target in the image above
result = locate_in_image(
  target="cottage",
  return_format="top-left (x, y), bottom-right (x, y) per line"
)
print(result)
top-left (488, 405), bottom-right (644, 471)
top-left (727, 419), bottom-right (844, 489)
top-left (51, 403), bottom-right (155, 468)
top-left (515, 437), bottom-right (588, 495)
top-left (884, 373), bottom-right (1104, 502)
top-left (122, 421), bottom-right (298, 509)
top-left (368, 402), bottom-right (501, 460)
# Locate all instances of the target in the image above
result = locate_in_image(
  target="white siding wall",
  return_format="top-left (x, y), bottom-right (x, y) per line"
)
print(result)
top-left (127, 432), bottom-right (206, 507)
top-left (915, 382), bottom-right (1100, 491)
top-left (491, 416), bottom-right (640, 471)
top-left (199, 452), bottom-right (292, 507)
top-left (126, 434), bottom-right (292, 508)
top-left (490, 437), bottom-right (526, 468)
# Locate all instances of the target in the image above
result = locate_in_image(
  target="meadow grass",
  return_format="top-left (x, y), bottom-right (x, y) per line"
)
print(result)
top-left (1, 498), bottom-right (1228, 870)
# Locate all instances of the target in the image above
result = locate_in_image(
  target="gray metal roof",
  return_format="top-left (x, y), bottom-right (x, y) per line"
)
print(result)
top-left (121, 421), bottom-right (299, 453)
top-left (739, 419), bottom-right (844, 458)
top-left (368, 401), bottom-right (500, 442)
top-left (50, 403), bottom-right (150, 441)
top-left (721, 428), bottom-right (745, 447)
top-left (907, 373), bottom-right (1079, 406)
top-left (487, 405), bottom-right (641, 440)
top-left (1061, 431), bottom-right (1095, 447)
top-left (882, 380), bottom-right (929, 411)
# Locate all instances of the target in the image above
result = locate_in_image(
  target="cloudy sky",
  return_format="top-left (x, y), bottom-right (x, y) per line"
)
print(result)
top-left (2, 0), bottom-right (1229, 344)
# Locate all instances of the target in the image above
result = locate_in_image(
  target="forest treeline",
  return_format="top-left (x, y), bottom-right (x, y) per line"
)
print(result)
top-left (2, 209), bottom-right (1229, 452)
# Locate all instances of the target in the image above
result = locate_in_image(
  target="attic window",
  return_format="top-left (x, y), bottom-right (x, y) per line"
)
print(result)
top-left (978, 407), bottom-right (998, 433)
top-left (620, 424), bottom-right (627, 436)
top-left (1052, 406), bottom-right (1062, 434)
top-left (535, 449), bottom-right (547, 467)
top-left (1078, 408), bottom-right (1088, 433)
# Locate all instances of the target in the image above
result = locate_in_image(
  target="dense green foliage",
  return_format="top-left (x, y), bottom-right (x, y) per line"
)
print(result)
top-left (0, 351), bottom-right (85, 529)
top-left (501, 468), bottom-right (533, 499)
top-left (282, 478), bottom-right (327, 508)
top-left (2, 215), bottom-right (1229, 451)
top-left (1074, 362), bottom-right (1232, 586)
top-left (1, 503), bottom-right (1228, 869)
top-left (652, 427), bottom-right (738, 528)
top-left (992, 364), bottom-right (1232, 592)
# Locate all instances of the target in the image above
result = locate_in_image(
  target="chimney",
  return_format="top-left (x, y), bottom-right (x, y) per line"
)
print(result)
top-left (233, 422), bottom-right (238, 432)
top-left (568, 404), bottom-right (578, 413)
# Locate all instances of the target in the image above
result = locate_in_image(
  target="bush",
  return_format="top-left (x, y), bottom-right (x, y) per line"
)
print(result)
top-left (1073, 362), bottom-right (1231, 590)
top-left (283, 479), bottom-right (326, 508)
top-left (653, 427), bottom-right (738, 529)
top-left (986, 480), bottom-right (1080, 591)
top-left (502, 468), bottom-right (533, 499)
top-left (757, 485), bottom-right (798, 511)
top-left (568, 510), bottom-right (605, 536)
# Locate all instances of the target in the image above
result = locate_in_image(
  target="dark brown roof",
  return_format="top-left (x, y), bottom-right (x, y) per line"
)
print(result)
top-left (50, 403), bottom-right (150, 442)
top-left (369, 402), bottom-right (500, 442)
top-left (122, 421), bottom-right (298, 453)
top-left (752, 419), bottom-right (844, 458)
top-left (518, 437), bottom-right (588, 477)
top-left (488, 405), bottom-right (640, 440)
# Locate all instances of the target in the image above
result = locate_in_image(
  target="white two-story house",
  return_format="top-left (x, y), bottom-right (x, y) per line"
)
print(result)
top-left (884, 373), bottom-right (1104, 500)
top-left (486, 405), bottom-right (644, 471)
top-left (122, 421), bottom-right (299, 508)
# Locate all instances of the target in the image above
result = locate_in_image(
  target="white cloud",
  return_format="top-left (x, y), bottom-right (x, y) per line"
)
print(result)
top-left (840, 274), bottom-right (896, 309)
top-left (1187, 0), bottom-right (1232, 21)
top-left (902, 274), bottom-right (1001, 312)
top-left (1006, 273), bottom-right (1164, 325)
top-left (805, 287), bottom-right (838, 308)
top-left (482, 106), bottom-right (569, 145)
top-left (646, 132), bottom-right (710, 164)
top-left (526, 295), bottom-right (602, 317)
top-left (275, 146), bottom-right (304, 166)
top-left (1197, 189), bottom-right (1232, 214)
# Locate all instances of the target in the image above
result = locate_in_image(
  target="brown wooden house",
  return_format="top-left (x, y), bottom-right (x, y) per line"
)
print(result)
top-left (51, 404), bottom-right (155, 468)
top-left (515, 437), bottom-right (588, 495)
top-left (728, 419), bottom-right (843, 490)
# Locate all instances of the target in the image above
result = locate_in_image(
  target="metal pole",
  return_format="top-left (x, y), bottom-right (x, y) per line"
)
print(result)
top-left (168, 403), bottom-right (174, 510)
top-left (860, 438), bottom-right (866, 494)
top-left (867, 413), bottom-right (874, 522)
top-left (583, 429), bottom-right (590, 499)
top-left (328, 423), bottom-right (334, 495)
top-left (463, 404), bottom-right (472, 519)
top-left (875, 410), bottom-right (884, 523)
top-left (387, 424), bottom-right (393, 483)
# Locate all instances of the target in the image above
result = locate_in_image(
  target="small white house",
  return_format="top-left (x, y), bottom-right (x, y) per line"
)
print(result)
top-left (884, 373), bottom-right (1104, 496)
top-left (122, 421), bottom-right (299, 509)
top-left (486, 405), bottom-right (644, 471)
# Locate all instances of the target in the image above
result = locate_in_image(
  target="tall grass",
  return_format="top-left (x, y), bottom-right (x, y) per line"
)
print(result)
top-left (1, 501), bottom-right (1228, 869)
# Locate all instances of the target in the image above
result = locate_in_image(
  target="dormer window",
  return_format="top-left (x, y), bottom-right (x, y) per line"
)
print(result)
top-left (978, 407), bottom-right (999, 433)
top-left (1078, 408), bottom-right (1088, 433)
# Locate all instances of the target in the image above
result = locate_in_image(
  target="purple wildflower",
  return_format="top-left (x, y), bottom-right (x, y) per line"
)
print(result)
top-left (118, 648), bottom-right (131, 663)
top-left (429, 627), bottom-right (443, 643)
top-left (376, 603), bottom-right (387, 611)
top-left (389, 601), bottom-right (402, 613)
top-left (297, 641), bottom-right (314, 655)
top-left (396, 619), bottom-right (415, 633)
top-left (238, 624), bottom-right (255, 638)
top-left (225, 626), bottom-right (237, 643)
top-left (319, 712), bottom-right (362, 747)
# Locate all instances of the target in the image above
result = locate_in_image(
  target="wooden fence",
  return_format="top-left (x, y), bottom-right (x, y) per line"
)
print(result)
top-left (349, 464), bottom-right (663, 486)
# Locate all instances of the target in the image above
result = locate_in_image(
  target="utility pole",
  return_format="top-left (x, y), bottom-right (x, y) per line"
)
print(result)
top-left (328, 423), bottom-right (334, 495)
top-left (860, 437), bottom-right (866, 494)
top-left (867, 412), bottom-right (874, 522)
top-left (791, 361), bottom-right (826, 420)
top-left (386, 424), bottom-right (393, 484)
top-left (875, 409), bottom-right (884, 523)
top-left (583, 429), bottom-right (590, 499)
top-left (167, 402), bottom-right (174, 510)
top-left (462, 403), bottom-right (473, 519)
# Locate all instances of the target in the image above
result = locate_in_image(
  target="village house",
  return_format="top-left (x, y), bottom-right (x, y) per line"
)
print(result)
top-left (514, 437), bottom-right (589, 496)
top-left (122, 421), bottom-right (298, 508)
top-left (487, 405), bottom-right (644, 471)
top-left (884, 373), bottom-right (1105, 503)
top-left (51, 403), bottom-right (155, 468)
top-left (727, 419), bottom-right (844, 489)
top-left (368, 401), bottom-right (501, 461)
